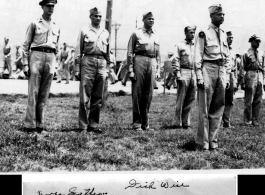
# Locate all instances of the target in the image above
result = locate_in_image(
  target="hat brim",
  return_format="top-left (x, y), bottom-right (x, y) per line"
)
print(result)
top-left (39, 2), bottom-right (56, 6)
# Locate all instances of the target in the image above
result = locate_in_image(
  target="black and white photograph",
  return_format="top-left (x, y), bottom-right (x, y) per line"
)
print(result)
top-left (0, 0), bottom-right (264, 174)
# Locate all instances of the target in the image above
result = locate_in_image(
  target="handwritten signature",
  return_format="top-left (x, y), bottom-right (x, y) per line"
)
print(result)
top-left (125, 179), bottom-right (189, 190)
top-left (37, 187), bottom-right (107, 195)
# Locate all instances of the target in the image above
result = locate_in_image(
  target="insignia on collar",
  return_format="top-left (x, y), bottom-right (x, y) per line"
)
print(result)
top-left (199, 31), bottom-right (205, 38)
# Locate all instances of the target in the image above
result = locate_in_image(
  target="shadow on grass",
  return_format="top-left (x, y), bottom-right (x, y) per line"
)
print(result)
top-left (178, 139), bottom-right (197, 151)
top-left (162, 125), bottom-right (183, 130)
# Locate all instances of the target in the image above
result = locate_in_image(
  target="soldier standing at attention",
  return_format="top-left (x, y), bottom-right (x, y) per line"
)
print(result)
top-left (75, 7), bottom-right (109, 133)
top-left (127, 12), bottom-right (160, 131)
top-left (57, 42), bottom-right (71, 84)
top-left (195, 4), bottom-right (231, 151)
top-left (172, 25), bottom-right (197, 129)
top-left (3, 36), bottom-right (13, 79)
top-left (240, 35), bottom-right (264, 126)
top-left (222, 31), bottom-right (237, 129)
top-left (23, 0), bottom-right (60, 133)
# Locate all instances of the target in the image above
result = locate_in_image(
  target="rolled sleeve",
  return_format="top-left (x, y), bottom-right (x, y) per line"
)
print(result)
top-left (127, 32), bottom-right (137, 73)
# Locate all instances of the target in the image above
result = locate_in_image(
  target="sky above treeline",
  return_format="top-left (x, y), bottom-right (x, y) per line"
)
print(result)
top-left (1, 0), bottom-right (265, 59)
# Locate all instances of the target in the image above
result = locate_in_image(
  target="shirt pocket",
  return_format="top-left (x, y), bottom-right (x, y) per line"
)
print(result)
top-left (206, 40), bottom-right (219, 54)
top-left (34, 24), bottom-right (47, 45)
top-left (99, 36), bottom-right (108, 52)
top-left (137, 39), bottom-right (148, 51)
top-left (83, 34), bottom-right (96, 53)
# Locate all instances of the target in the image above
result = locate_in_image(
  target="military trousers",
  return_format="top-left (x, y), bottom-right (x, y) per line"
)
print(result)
top-left (108, 68), bottom-right (118, 83)
top-left (165, 72), bottom-right (177, 88)
top-left (222, 72), bottom-right (235, 125)
top-left (4, 57), bottom-right (12, 78)
top-left (244, 70), bottom-right (263, 124)
top-left (175, 69), bottom-right (196, 127)
top-left (79, 56), bottom-right (107, 130)
top-left (24, 51), bottom-right (54, 128)
top-left (132, 55), bottom-right (155, 129)
top-left (57, 60), bottom-right (70, 82)
top-left (196, 62), bottom-right (226, 150)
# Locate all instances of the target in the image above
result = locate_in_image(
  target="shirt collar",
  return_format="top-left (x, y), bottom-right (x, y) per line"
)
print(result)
top-left (209, 23), bottom-right (223, 33)
top-left (142, 26), bottom-right (154, 34)
top-left (89, 24), bottom-right (104, 33)
top-left (250, 47), bottom-right (258, 52)
top-left (38, 15), bottom-right (53, 24)
top-left (185, 39), bottom-right (194, 45)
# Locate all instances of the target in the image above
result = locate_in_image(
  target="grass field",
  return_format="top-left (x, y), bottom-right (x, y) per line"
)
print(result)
top-left (0, 93), bottom-right (264, 172)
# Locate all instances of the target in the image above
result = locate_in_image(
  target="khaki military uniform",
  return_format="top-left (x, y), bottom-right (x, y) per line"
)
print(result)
top-left (3, 42), bottom-right (12, 78)
top-left (172, 39), bottom-right (196, 127)
top-left (222, 47), bottom-right (237, 126)
top-left (195, 23), bottom-right (231, 150)
top-left (57, 48), bottom-right (71, 82)
top-left (127, 27), bottom-right (160, 130)
top-left (75, 25), bottom-right (109, 130)
top-left (23, 16), bottom-right (60, 129)
top-left (240, 48), bottom-right (264, 124)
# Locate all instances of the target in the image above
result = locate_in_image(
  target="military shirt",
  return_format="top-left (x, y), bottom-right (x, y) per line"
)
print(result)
top-left (240, 47), bottom-right (265, 79)
top-left (127, 27), bottom-right (161, 73)
top-left (75, 25), bottom-right (109, 65)
top-left (16, 48), bottom-right (23, 63)
top-left (195, 23), bottom-right (230, 80)
top-left (59, 48), bottom-right (71, 63)
top-left (172, 39), bottom-right (195, 77)
top-left (228, 47), bottom-right (237, 80)
top-left (3, 44), bottom-right (12, 58)
top-left (23, 16), bottom-right (60, 63)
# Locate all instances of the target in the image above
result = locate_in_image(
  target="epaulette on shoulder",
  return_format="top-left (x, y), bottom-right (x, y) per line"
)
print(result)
top-left (198, 30), bottom-right (205, 38)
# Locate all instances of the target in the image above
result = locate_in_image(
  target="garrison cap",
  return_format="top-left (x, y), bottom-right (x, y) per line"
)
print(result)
top-left (226, 31), bottom-right (233, 37)
top-left (209, 4), bottom-right (224, 14)
top-left (186, 25), bottom-right (197, 31)
top-left (249, 34), bottom-right (261, 42)
top-left (90, 7), bottom-right (101, 16)
top-left (143, 12), bottom-right (153, 20)
top-left (39, 0), bottom-right (57, 6)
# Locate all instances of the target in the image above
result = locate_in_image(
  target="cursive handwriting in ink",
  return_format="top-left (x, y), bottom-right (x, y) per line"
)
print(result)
top-left (38, 191), bottom-right (65, 195)
top-left (125, 179), bottom-right (156, 189)
top-left (160, 181), bottom-right (169, 188)
top-left (170, 181), bottom-right (189, 188)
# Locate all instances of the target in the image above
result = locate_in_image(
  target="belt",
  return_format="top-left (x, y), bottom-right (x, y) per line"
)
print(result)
top-left (246, 69), bottom-right (262, 73)
top-left (84, 54), bottom-right (105, 59)
top-left (31, 47), bottom-right (56, 53)
top-left (203, 59), bottom-right (225, 66)
top-left (181, 67), bottom-right (194, 70)
top-left (135, 52), bottom-right (156, 58)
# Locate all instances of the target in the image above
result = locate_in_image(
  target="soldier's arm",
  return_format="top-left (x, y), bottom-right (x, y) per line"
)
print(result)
top-left (55, 29), bottom-right (60, 55)
top-left (240, 53), bottom-right (247, 84)
top-left (64, 49), bottom-right (71, 64)
top-left (195, 32), bottom-right (205, 81)
top-left (22, 22), bottom-right (35, 67)
top-left (127, 32), bottom-right (137, 73)
top-left (75, 30), bottom-right (84, 67)
top-left (172, 44), bottom-right (181, 79)
top-left (156, 44), bottom-right (161, 75)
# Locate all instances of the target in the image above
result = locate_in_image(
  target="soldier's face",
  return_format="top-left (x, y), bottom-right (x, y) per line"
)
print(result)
top-left (90, 14), bottom-right (102, 26)
top-left (144, 17), bottom-right (154, 28)
top-left (185, 29), bottom-right (195, 41)
top-left (42, 4), bottom-right (55, 15)
top-left (227, 36), bottom-right (233, 46)
top-left (251, 40), bottom-right (260, 49)
top-left (211, 12), bottom-right (224, 25)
